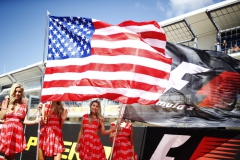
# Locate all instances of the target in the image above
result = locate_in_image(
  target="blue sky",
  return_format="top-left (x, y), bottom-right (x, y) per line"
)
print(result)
top-left (0, 0), bottom-right (225, 74)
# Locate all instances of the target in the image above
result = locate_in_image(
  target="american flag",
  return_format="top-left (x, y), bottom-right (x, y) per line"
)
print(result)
top-left (41, 16), bottom-right (172, 105)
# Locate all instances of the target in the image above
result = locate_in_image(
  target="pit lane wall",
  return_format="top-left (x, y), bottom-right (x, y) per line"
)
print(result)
top-left (14, 124), bottom-right (240, 160)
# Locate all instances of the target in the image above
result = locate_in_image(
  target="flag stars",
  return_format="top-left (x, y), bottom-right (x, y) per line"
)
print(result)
top-left (53, 30), bottom-right (58, 35)
top-left (60, 48), bottom-right (64, 52)
top-left (58, 26), bottom-right (62, 31)
top-left (67, 46), bottom-right (72, 51)
top-left (49, 25), bottom-right (53, 30)
top-left (87, 22), bottom-right (92, 27)
top-left (63, 52), bottom-right (67, 56)
top-left (48, 16), bottom-right (94, 60)
top-left (70, 25), bottom-right (75, 30)
top-left (52, 39), bottom-right (57, 44)
top-left (56, 43), bottom-right (60, 48)
top-left (48, 34), bottom-right (53, 39)
top-left (80, 50), bottom-right (84, 55)
top-left (87, 48), bottom-right (90, 54)
top-left (83, 27), bottom-right (88, 32)
top-left (84, 44), bottom-right (87, 50)
top-left (61, 38), bottom-right (65, 43)
top-left (71, 51), bottom-right (76, 56)
top-left (57, 34), bottom-right (62, 39)
top-left (74, 29), bottom-right (78, 33)
top-left (64, 42), bottom-right (69, 47)
top-left (55, 53), bottom-right (60, 57)
top-left (81, 34), bottom-right (85, 39)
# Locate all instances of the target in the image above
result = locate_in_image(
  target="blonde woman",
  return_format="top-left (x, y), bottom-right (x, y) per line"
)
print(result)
top-left (38, 101), bottom-right (68, 160)
top-left (75, 99), bottom-right (115, 160)
top-left (0, 83), bottom-right (40, 160)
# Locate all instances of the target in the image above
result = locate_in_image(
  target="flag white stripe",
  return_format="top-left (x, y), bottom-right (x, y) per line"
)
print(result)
top-left (46, 55), bottom-right (172, 71)
top-left (91, 39), bottom-right (159, 53)
top-left (121, 24), bottom-right (165, 33)
top-left (94, 25), bottom-right (137, 35)
top-left (41, 86), bottom-right (162, 100)
top-left (43, 71), bottom-right (169, 88)
top-left (144, 38), bottom-right (166, 49)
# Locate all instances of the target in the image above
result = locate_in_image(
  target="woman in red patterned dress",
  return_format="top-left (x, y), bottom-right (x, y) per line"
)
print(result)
top-left (109, 117), bottom-right (138, 160)
top-left (38, 101), bottom-right (68, 160)
top-left (75, 99), bottom-right (115, 160)
top-left (0, 83), bottom-right (40, 160)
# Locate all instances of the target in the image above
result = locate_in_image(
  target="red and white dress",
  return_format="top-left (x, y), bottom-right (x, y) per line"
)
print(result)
top-left (0, 103), bottom-right (27, 156)
top-left (39, 104), bottom-right (65, 157)
top-left (77, 114), bottom-right (106, 160)
top-left (111, 122), bottom-right (138, 160)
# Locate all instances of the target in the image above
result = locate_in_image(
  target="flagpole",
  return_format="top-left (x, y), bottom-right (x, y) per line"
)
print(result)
top-left (109, 103), bottom-right (126, 160)
top-left (36, 10), bottom-right (50, 160)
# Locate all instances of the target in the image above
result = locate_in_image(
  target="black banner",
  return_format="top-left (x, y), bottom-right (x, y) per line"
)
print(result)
top-left (124, 42), bottom-right (240, 127)
top-left (143, 127), bottom-right (240, 160)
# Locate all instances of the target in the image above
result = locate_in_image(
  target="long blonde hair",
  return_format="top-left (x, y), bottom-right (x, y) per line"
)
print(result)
top-left (89, 99), bottom-right (103, 124)
top-left (50, 101), bottom-right (64, 117)
top-left (7, 83), bottom-right (27, 112)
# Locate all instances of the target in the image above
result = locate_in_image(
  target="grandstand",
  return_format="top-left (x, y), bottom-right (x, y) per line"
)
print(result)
top-left (0, 0), bottom-right (239, 123)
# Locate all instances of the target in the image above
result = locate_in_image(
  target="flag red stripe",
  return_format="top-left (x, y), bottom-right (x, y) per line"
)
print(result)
top-left (151, 47), bottom-right (165, 54)
top-left (139, 31), bottom-right (166, 41)
top-left (44, 64), bottom-right (170, 80)
top-left (92, 31), bottom-right (166, 42)
top-left (92, 32), bottom-right (140, 41)
top-left (93, 20), bottom-right (112, 29)
top-left (118, 20), bottom-right (161, 28)
top-left (43, 80), bottom-right (166, 93)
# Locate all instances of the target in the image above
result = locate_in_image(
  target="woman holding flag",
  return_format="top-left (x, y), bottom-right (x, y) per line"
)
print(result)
top-left (75, 99), bottom-right (115, 160)
top-left (37, 101), bottom-right (68, 160)
top-left (109, 117), bottom-right (138, 160)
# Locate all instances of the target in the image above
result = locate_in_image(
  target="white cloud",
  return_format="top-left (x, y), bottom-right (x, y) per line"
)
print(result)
top-left (157, 1), bottom-right (165, 12)
top-left (134, 2), bottom-right (148, 10)
top-left (166, 0), bottom-right (214, 17)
